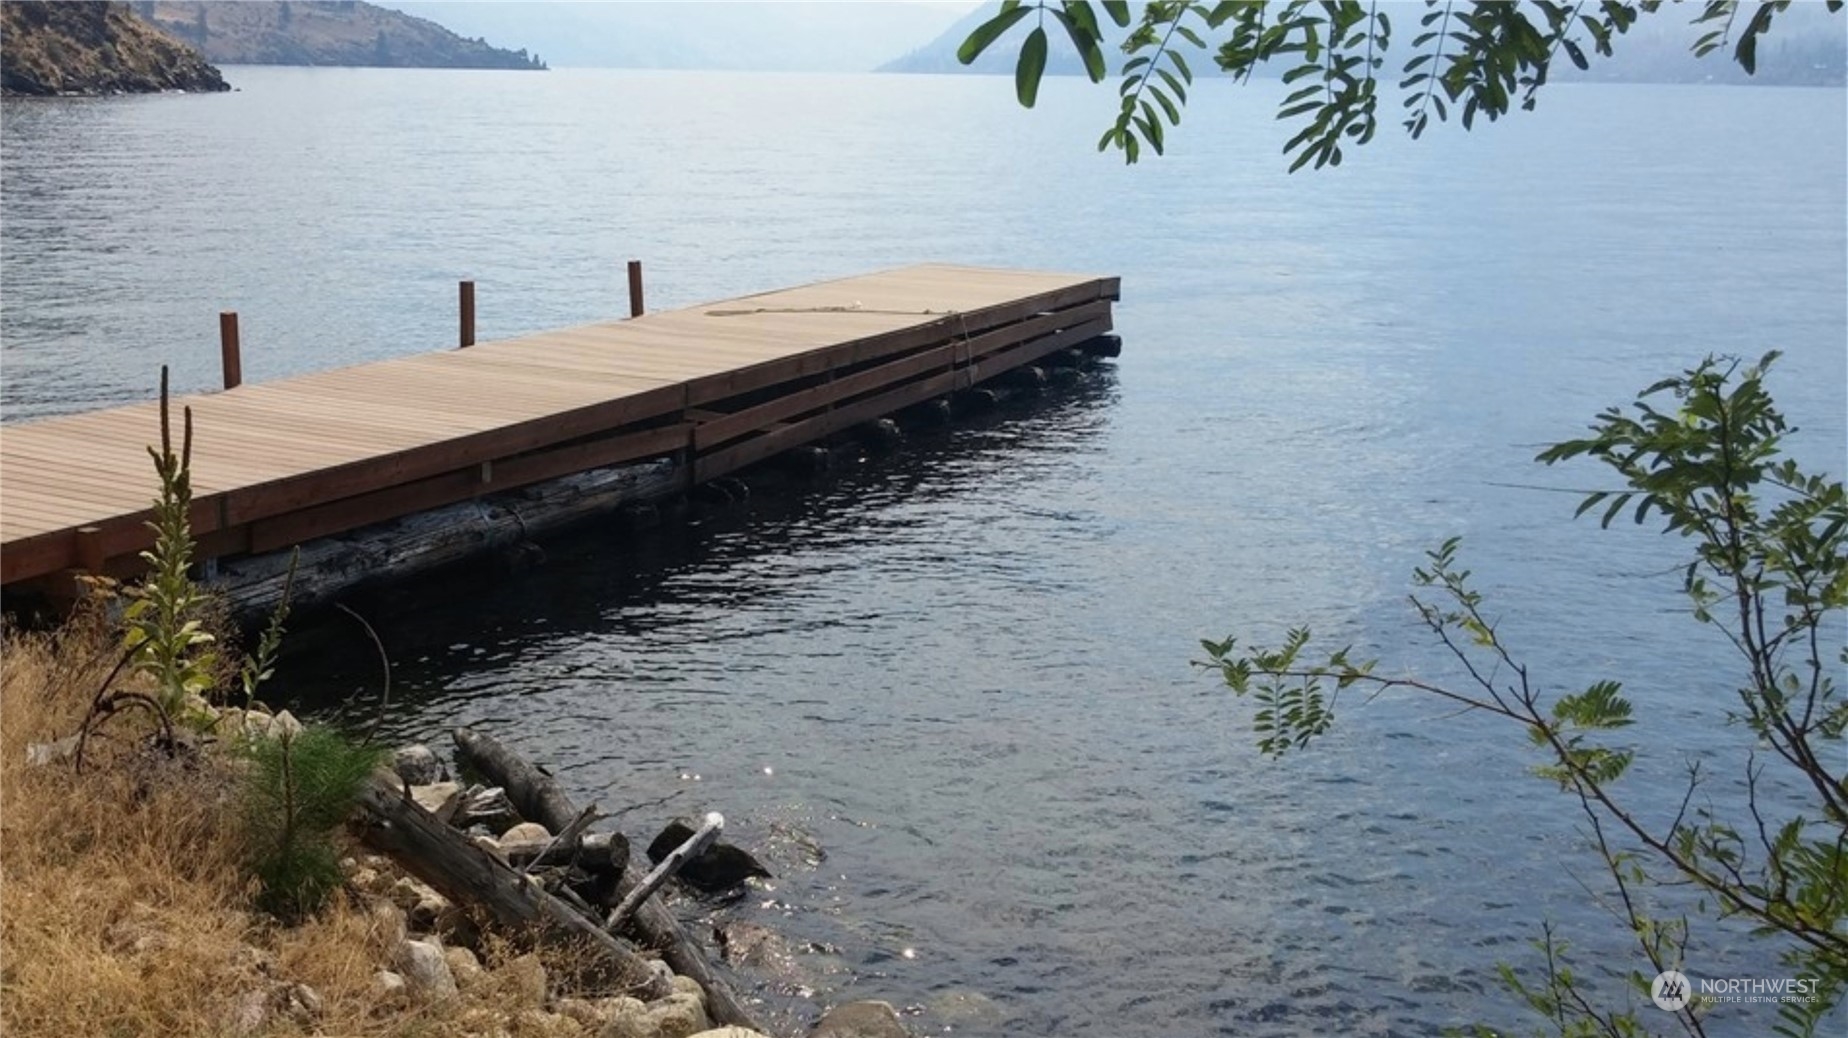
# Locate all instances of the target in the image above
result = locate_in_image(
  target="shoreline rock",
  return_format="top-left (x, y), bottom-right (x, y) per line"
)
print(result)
top-left (1, 1), bottom-right (229, 96)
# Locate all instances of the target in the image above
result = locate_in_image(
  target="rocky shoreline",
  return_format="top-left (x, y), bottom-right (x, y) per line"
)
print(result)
top-left (233, 707), bottom-right (918, 1038)
top-left (110, 699), bottom-right (921, 1038)
top-left (1, 1), bottom-right (228, 97)
top-left (336, 847), bottom-right (912, 1038)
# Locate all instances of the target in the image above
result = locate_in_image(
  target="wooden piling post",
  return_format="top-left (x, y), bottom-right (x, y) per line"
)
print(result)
top-left (627, 260), bottom-right (644, 318)
top-left (459, 280), bottom-right (476, 348)
top-left (218, 312), bottom-right (242, 390)
top-left (75, 527), bottom-right (105, 575)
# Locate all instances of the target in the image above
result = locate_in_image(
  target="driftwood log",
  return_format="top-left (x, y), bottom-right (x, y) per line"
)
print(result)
top-left (351, 773), bottom-right (670, 1001)
top-left (507, 830), bottom-right (629, 873)
top-left (452, 728), bottom-right (762, 1032)
top-left (216, 459), bottom-right (682, 624)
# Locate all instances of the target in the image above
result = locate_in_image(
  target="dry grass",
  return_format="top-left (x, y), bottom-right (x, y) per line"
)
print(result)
top-left (0, 613), bottom-right (588, 1037)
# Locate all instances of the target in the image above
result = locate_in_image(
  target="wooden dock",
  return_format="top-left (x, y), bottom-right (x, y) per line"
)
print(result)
top-left (0, 264), bottom-right (1118, 597)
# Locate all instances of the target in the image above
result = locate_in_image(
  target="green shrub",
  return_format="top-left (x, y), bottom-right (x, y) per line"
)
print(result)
top-left (240, 725), bottom-right (386, 921)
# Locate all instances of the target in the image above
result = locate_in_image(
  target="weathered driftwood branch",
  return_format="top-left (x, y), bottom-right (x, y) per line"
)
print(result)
top-left (506, 830), bottom-right (629, 874)
top-left (608, 812), bottom-right (723, 931)
top-left (351, 772), bottom-right (670, 1001)
top-left (523, 802), bottom-right (602, 876)
top-left (451, 728), bottom-right (762, 1032)
top-left (454, 784), bottom-right (521, 831)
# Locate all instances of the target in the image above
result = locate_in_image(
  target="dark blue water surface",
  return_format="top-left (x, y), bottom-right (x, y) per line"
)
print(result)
top-left (3, 68), bottom-right (1843, 1037)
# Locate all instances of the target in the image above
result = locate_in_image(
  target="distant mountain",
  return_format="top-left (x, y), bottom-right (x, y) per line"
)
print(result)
top-left (134, 1), bottom-right (546, 70)
top-left (369, 1), bottom-right (978, 72)
top-left (882, 2), bottom-right (1844, 87)
top-left (1, 1), bottom-right (228, 96)
top-left (881, 3), bottom-right (1145, 76)
top-left (1553, 3), bottom-right (1844, 86)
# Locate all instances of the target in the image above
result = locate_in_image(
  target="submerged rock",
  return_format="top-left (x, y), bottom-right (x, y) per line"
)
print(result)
top-left (924, 990), bottom-right (1002, 1028)
top-left (714, 921), bottom-right (794, 972)
top-left (811, 1000), bottom-right (912, 1038)
top-left (713, 920), bottom-right (820, 1000)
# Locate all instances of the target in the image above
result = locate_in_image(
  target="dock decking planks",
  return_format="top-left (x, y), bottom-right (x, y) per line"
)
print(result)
top-left (0, 264), bottom-right (1117, 588)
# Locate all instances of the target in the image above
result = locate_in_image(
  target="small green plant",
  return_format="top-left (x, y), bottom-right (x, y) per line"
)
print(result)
top-left (1204, 353), bottom-right (1846, 1035)
top-left (240, 724), bottom-right (386, 921)
top-left (237, 549), bottom-right (297, 708)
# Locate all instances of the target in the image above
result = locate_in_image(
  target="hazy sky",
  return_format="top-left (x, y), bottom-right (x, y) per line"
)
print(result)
top-left (380, 0), bottom-right (989, 71)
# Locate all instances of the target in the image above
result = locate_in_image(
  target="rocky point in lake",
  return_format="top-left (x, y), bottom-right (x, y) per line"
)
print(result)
top-left (0, 1), bottom-right (227, 96)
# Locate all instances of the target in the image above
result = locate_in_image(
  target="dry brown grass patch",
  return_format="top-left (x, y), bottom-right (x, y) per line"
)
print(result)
top-left (0, 617), bottom-right (503, 1036)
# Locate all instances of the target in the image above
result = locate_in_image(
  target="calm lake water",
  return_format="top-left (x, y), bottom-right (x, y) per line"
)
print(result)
top-left (3, 68), bottom-right (1843, 1037)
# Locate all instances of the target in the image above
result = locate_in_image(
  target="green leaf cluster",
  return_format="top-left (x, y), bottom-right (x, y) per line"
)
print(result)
top-left (1202, 628), bottom-right (1373, 754)
top-left (960, 2), bottom-right (1135, 108)
top-left (959, 0), bottom-right (1843, 167)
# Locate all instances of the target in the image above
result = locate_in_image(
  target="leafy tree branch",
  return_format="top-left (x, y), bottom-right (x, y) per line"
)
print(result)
top-left (959, 0), bottom-right (1845, 167)
top-left (1201, 354), bottom-right (1846, 1034)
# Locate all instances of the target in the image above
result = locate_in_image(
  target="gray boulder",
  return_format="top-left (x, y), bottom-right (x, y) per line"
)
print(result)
top-left (392, 744), bottom-right (445, 785)
top-left (398, 938), bottom-right (458, 1000)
